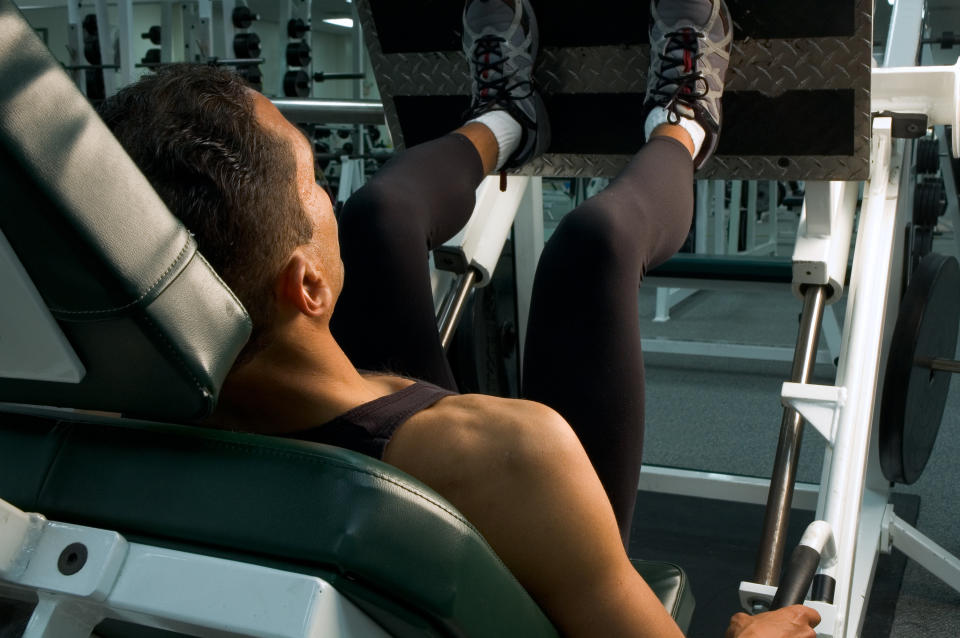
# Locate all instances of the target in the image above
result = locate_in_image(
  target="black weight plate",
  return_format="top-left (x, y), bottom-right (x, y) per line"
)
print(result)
top-left (286, 41), bottom-right (311, 67)
top-left (880, 253), bottom-right (960, 484)
top-left (141, 48), bottom-right (161, 65)
top-left (233, 33), bottom-right (261, 58)
top-left (283, 70), bottom-right (310, 98)
top-left (916, 138), bottom-right (940, 175)
top-left (288, 18), bottom-right (309, 39)
top-left (232, 6), bottom-right (257, 29)
top-left (914, 181), bottom-right (946, 227)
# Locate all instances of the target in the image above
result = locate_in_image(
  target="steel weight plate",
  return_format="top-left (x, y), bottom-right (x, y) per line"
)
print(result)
top-left (880, 253), bottom-right (960, 484)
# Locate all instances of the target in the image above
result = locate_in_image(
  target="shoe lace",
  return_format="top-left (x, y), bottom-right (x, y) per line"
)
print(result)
top-left (471, 34), bottom-right (533, 107)
top-left (653, 28), bottom-right (709, 123)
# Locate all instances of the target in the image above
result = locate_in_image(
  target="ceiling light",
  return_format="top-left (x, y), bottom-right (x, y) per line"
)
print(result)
top-left (323, 17), bottom-right (354, 29)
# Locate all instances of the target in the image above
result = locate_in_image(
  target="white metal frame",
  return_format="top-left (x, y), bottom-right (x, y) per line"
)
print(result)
top-left (431, 175), bottom-right (544, 359)
top-left (160, 2), bottom-right (175, 64)
top-left (114, 0), bottom-right (134, 89)
top-left (65, 0), bottom-right (86, 94)
top-left (221, 0), bottom-right (237, 59)
top-left (756, 117), bottom-right (906, 637)
top-left (447, 176), bottom-right (542, 288)
top-left (644, 8), bottom-right (960, 633)
top-left (91, 0), bottom-right (114, 96)
top-left (637, 465), bottom-right (820, 511)
top-left (181, 1), bottom-right (212, 63)
top-left (641, 337), bottom-right (836, 368)
top-left (195, 0), bottom-right (214, 60)
top-left (0, 499), bottom-right (388, 638)
top-left (730, 61), bottom-right (960, 632)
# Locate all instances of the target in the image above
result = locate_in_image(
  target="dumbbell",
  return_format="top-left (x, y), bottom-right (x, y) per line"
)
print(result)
top-left (82, 14), bottom-right (100, 65)
top-left (314, 142), bottom-right (331, 170)
top-left (141, 49), bottom-right (161, 65)
top-left (283, 70), bottom-right (311, 98)
top-left (84, 39), bottom-right (101, 65)
top-left (82, 14), bottom-right (97, 36)
top-left (286, 41), bottom-right (311, 67)
top-left (233, 32), bottom-right (261, 58)
top-left (238, 66), bottom-right (263, 92)
top-left (288, 18), bottom-right (310, 39)
top-left (232, 6), bottom-right (259, 30)
top-left (141, 26), bottom-right (161, 45)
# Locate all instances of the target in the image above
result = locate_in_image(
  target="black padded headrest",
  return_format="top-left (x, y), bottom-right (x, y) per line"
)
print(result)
top-left (0, 0), bottom-right (251, 420)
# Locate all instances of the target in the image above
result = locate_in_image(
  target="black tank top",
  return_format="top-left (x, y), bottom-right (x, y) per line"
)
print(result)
top-left (283, 381), bottom-right (456, 460)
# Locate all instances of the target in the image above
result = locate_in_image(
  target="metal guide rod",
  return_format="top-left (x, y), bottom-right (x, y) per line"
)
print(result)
top-left (271, 99), bottom-right (385, 125)
top-left (754, 284), bottom-right (829, 587)
top-left (314, 72), bottom-right (366, 82)
top-left (925, 358), bottom-right (960, 373)
top-left (438, 269), bottom-right (478, 351)
top-left (314, 152), bottom-right (392, 162)
top-left (194, 57), bottom-right (264, 66)
top-left (67, 58), bottom-right (268, 71)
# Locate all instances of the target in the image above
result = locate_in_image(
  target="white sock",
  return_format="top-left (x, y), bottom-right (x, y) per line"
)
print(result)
top-left (644, 106), bottom-right (705, 157)
top-left (467, 109), bottom-right (522, 171)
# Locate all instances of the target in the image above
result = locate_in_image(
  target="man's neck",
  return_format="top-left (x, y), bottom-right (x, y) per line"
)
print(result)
top-left (210, 326), bottom-right (392, 433)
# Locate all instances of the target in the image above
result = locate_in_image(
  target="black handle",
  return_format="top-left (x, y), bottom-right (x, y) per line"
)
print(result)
top-left (771, 544), bottom-right (820, 609)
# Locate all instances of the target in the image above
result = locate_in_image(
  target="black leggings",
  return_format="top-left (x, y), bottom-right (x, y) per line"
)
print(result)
top-left (331, 133), bottom-right (693, 543)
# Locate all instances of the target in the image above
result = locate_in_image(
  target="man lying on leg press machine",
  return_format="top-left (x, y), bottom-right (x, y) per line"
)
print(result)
top-left (97, 0), bottom-right (819, 636)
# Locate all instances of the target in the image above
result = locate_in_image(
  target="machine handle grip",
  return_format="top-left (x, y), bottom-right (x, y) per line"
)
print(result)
top-left (770, 544), bottom-right (820, 609)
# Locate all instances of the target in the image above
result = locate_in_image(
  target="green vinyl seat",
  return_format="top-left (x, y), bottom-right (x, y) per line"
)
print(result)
top-left (0, 410), bottom-right (694, 637)
top-left (0, 0), bottom-right (693, 635)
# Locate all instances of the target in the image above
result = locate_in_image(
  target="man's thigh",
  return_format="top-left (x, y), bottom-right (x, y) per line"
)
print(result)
top-left (331, 182), bottom-right (456, 389)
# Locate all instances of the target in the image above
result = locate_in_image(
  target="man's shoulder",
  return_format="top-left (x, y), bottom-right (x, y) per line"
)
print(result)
top-left (419, 392), bottom-right (561, 427)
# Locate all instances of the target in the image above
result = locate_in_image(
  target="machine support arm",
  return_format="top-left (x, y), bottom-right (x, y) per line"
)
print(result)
top-left (871, 58), bottom-right (960, 157)
top-left (754, 284), bottom-right (828, 587)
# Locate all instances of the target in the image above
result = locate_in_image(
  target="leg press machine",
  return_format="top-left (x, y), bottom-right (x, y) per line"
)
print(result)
top-left (4, 0), bottom-right (960, 636)
top-left (360, 0), bottom-right (960, 635)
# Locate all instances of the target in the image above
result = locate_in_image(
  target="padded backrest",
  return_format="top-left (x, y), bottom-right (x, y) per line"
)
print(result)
top-left (0, 0), bottom-right (250, 420)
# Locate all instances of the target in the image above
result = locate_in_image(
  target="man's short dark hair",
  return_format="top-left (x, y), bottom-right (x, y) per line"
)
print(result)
top-left (97, 64), bottom-right (313, 364)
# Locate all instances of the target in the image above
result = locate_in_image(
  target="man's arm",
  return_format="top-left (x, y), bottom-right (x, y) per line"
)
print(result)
top-left (727, 606), bottom-right (821, 638)
top-left (385, 395), bottom-right (820, 638)
top-left (385, 394), bottom-right (684, 637)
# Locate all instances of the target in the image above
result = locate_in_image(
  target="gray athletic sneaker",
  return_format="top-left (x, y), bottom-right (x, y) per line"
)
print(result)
top-left (643, 0), bottom-right (733, 168)
top-left (462, 0), bottom-right (550, 168)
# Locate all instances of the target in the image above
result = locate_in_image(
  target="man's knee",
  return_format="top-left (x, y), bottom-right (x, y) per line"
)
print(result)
top-left (339, 180), bottom-right (418, 247)
top-left (548, 202), bottom-right (636, 268)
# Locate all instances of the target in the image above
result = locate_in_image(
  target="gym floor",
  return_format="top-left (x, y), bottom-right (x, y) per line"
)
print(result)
top-left (633, 206), bottom-right (960, 636)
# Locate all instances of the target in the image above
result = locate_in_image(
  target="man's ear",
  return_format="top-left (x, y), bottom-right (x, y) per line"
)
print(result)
top-left (276, 249), bottom-right (334, 318)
